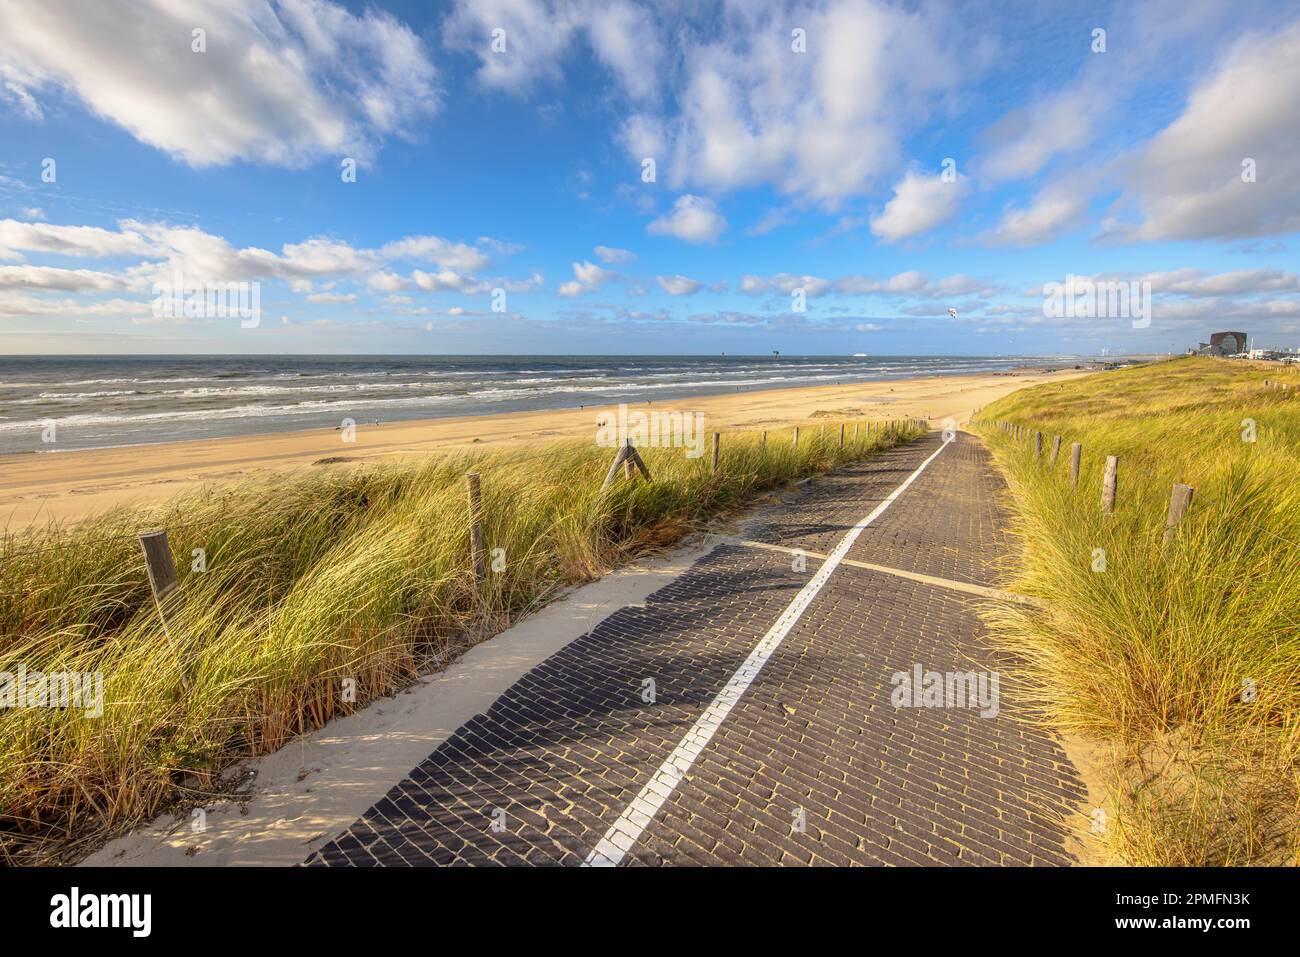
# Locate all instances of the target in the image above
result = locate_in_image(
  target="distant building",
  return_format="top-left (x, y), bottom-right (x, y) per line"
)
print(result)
top-left (1209, 331), bottom-right (1248, 356)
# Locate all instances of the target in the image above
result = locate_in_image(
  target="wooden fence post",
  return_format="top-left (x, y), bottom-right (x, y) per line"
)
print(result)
top-left (138, 529), bottom-right (190, 689)
top-left (839, 423), bottom-right (845, 448)
top-left (793, 426), bottom-right (799, 447)
top-left (760, 431), bottom-right (766, 449)
top-left (1101, 456), bottom-right (1119, 514)
top-left (1069, 442), bottom-right (1082, 486)
top-left (852, 421), bottom-right (859, 441)
top-left (1050, 435), bottom-right (1061, 464)
top-left (1163, 483), bottom-right (1195, 547)
top-left (601, 443), bottom-right (629, 490)
top-left (139, 530), bottom-right (179, 604)
top-left (466, 472), bottom-right (486, 581)
top-left (711, 432), bottom-right (720, 473)
top-left (1034, 431), bottom-right (1043, 460)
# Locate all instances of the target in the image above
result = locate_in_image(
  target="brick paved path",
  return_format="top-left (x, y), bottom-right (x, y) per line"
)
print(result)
top-left (305, 432), bottom-right (1085, 867)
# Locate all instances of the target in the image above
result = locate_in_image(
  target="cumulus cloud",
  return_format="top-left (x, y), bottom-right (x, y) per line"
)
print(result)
top-left (594, 245), bottom-right (637, 264)
top-left (656, 274), bottom-right (702, 296)
top-left (0, 0), bottom-right (439, 167)
top-left (557, 259), bottom-right (613, 296)
top-left (0, 215), bottom-right (528, 306)
top-left (379, 236), bottom-right (493, 272)
top-left (738, 273), bottom-right (832, 297)
top-left (869, 170), bottom-right (966, 242)
top-left (647, 195), bottom-right (727, 244)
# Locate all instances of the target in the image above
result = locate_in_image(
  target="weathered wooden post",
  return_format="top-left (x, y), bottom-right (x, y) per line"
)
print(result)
top-left (1050, 435), bottom-right (1062, 464)
top-left (1101, 456), bottom-right (1119, 514)
top-left (466, 472), bottom-right (486, 581)
top-left (852, 421), bottom-right (859, 441)
top-left (1163, 483), bottom-right (1195, 547)
top-left (793, 426), bottom-right (799, 447)
top-left (601, 443), bottom-right (629, 490)
top-left (1034, 431), bottom-right (1043, 460)
top-left (1069, 442), bottom-right (1082, 486)
top-left (139, 530), bottom-right (180, 605)
top-left (138, 529), bottom-right (189, 688)
top-left (838, 423), bottom-right (845, 448)
top-left (711, 432), bottom-right (720, 473)
top-left (760, 431), bottom-right (767, 449)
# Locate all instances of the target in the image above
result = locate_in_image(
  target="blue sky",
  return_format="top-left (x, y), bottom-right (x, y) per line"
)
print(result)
top-left (0, 0), bottom-right (1298, 356)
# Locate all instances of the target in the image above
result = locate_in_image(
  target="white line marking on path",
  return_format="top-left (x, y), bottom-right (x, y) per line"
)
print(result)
top-left (584, 436), bottom-right (953, 866)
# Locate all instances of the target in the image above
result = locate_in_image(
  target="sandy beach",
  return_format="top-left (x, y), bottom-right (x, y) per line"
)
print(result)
top-left (0, 367), bottom-right (1086, 529)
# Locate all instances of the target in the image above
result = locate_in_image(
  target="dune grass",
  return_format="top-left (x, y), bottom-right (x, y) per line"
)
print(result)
top-left (975, 358), bottom-right (1300, 865)
top-left (0, 419), bottom-right (922, 863)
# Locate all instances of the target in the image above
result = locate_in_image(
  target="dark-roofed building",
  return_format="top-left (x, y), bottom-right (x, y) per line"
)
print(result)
top-left (1210, 331), bottom-right (1248, 356)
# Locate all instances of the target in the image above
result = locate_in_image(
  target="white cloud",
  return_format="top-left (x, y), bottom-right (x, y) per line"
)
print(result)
top-left (1102, 22), bottom-right (1300, 241)
top-left (826, 271), bottom-right (1000, 299)
top-left (978, 86), bottom-right (1102, 182)
top-left (869, 170), bottom-right (965, 242)
top-left (443, 0), bottom-right (578, 93)
top-left (656, 274), bottom-right (702, 296)
top-left (647, 195), bottom-right (727, 244)
top-left (307, 292), bottom-right (358, 304)
top-left (0, 264), bottom-right (127, 291)
top-left (443, 0), bottom-right (660, 100)
top-left (982, 186), bottom-right (1089, 247)
top-left (573, 259), bottom-right (612, 286)
top-left (367, 271), bottom-right (406, 292)
top-left (557, 259), bottom-right (612, 297)
top-left (0, 292), bottom-right (147, 318)
top-left (594, 245), bottom-right (637, 265)
top-left (623, 0), bottom-right (968, 205)
top-left (0, 0), bottom-right (439, 167)
top-left (412, 268), bottom-right (477, 292)
top-left (0, 218), bottom-right (155, 259)
top-left (379, 236), bottom-right (493, 272)
top-left (583, 0), bottom-right (663, 100)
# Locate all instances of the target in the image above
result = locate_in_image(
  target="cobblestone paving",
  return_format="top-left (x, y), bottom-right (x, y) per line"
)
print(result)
top-left (305, 432), bottom-right (1084, 867)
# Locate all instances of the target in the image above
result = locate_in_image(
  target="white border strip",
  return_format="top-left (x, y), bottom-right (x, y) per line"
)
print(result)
top-left (584, 437), bottom-right (952, 866)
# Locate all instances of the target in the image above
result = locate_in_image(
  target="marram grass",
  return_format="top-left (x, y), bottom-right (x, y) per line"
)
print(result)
top-left (976, 357), bottom-right (1300, 865)
top-left (0, 421), bottom-right (922, 863)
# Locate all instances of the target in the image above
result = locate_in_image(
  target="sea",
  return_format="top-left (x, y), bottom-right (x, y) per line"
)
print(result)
top-left (0, 355), bottom-right (1060, 455)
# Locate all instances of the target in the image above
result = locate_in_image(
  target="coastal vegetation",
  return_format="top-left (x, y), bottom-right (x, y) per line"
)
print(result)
top-left (976, 358), bottom-right (1300, 865)
top-left (0, 420), bottom-right (922, 862)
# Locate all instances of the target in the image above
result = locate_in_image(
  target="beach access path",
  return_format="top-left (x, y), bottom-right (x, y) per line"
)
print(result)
top-left (299, 430), bottom-right (1087, 867)
top-left (87, 428), bottom-right (1087, 867)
